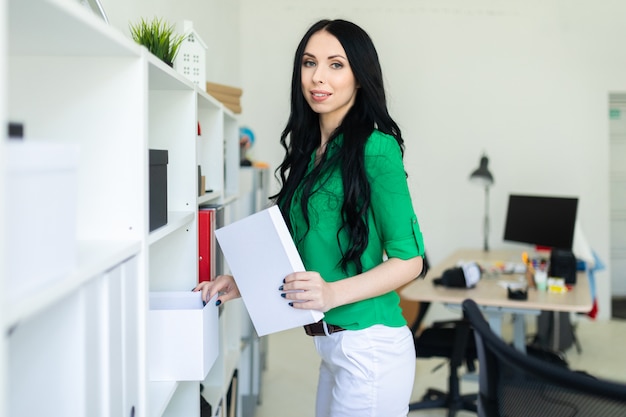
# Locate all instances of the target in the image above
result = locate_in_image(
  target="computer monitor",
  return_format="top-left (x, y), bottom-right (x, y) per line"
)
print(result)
top-left (503, 194), bottom-right (578, 250)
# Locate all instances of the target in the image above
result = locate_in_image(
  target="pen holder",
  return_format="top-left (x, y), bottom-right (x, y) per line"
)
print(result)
top-left (534, 258), bottom-right (550, 292)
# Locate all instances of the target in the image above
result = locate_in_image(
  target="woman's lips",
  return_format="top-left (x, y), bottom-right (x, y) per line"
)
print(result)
top-left (310, 90), bottom-right (331, 102)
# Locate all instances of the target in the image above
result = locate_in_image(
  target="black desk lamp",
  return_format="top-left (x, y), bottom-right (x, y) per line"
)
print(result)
top-left (469, 154), bottom-right (494, 251)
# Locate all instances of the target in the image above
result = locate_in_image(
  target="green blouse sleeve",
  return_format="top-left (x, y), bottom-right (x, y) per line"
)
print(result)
top-left (365, 131), bottom-right (425, 259)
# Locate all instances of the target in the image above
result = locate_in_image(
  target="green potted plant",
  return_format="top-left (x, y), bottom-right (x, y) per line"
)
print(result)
top-left (129, 17), bottom-right (185, 67)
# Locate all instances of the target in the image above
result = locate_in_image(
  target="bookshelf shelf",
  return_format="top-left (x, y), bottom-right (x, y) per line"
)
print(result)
top-left (6, 240), bottom-right (141, 327)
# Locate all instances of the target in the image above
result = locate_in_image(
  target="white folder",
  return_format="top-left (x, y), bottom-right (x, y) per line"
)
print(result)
top-left (215, 205), bottom-right (324, 336)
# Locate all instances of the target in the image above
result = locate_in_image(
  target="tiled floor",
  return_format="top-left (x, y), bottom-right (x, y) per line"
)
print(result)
top-left (254, 303), bottom-right (626, 417)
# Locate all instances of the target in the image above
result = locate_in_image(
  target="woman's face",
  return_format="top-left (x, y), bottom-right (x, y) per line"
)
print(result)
top-left (301, 30), bottom-right (358, 129)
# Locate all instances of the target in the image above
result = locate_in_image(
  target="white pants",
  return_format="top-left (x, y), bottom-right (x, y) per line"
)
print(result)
top-left (313, 324), bottom-right (416, 417)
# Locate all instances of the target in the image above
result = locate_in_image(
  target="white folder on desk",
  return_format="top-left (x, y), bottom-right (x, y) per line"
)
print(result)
top-left (215, 205), bottom-right (324, 336)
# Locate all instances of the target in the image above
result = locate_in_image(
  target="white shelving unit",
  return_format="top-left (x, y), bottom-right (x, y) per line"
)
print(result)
top-left (1, 1), bottom-right (253, 416)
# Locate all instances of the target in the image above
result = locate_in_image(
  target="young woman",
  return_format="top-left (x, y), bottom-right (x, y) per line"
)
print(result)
top-left (195, 19), bottom-right (425, 417)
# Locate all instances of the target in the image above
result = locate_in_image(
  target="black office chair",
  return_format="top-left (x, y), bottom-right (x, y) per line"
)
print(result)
top-left (462, 298), bottom-right (626, 417)
top-left (402, 254), bottom-right (477, 416)
top-left (407, 303), bottom-right (478, 416)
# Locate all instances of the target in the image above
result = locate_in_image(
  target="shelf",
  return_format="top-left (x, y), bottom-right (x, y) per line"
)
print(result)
top-left (223, 194), bottom-right (239, 206)
top-left (201, 383), bottom-right (223, 414)
top-left (197, 88), bottom-right (223, 110)
top-left (198, 191), bottom-right (223, 206)
top-left (5, 239), bottom-right (141, 327)
top-left (198, 191), bottom-right (238, 206)
top-left (148, 211), bottom-right (195, 245)
top-left (223, 348), bottom-right (240, 387)
top-left (148, 381), bottom-right (179, 417)
top-left (147, 52), bottom-right (195, 91)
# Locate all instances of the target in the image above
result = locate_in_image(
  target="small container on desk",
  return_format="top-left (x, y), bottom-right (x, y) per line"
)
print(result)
top-left (534, 258), bottom-right (550, 292)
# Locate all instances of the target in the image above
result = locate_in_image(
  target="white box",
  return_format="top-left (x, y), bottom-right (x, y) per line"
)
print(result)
top-left (5, 141), bottom-right (78, 301)
top-left (148, 291), bottom-right (219, 381)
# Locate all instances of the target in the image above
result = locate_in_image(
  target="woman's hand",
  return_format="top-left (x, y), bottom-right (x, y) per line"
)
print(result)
top-left (280, 271), bottom-right (337, 313)
top-left (281, 257), bottom-right (424, 312)
top-left (193, 275), bottom-right (241, 306)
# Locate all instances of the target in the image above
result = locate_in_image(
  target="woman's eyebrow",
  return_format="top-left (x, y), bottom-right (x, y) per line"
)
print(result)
top-left (303, 52), bottom-right (347, 60)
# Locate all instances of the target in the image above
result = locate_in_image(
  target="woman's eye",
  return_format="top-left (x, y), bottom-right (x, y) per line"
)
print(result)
top-left (303, 60), bottom-right (316, 67)
top-left (330, 62), bottom-right (343, 69)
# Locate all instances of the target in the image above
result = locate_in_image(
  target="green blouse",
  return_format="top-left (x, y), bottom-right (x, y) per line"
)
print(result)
top-left (288, 130), bottom-right (425, 330)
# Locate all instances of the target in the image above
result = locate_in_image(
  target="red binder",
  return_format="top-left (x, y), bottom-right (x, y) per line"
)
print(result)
top-left (198, 208), bottom-right (216, 283)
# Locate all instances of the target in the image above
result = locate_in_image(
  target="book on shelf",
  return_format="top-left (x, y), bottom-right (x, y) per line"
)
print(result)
top-left (199, 205), bottom-right (226, 283)
top-left (198, 208), bottom-right (216, 283)
top-left (215, 205), bottom-right (324, 336)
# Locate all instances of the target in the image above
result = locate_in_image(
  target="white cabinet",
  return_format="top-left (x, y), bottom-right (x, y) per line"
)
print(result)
top-left (1, 1), bottom-right (251, 416)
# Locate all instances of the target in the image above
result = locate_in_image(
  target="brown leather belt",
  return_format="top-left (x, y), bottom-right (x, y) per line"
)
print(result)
top-left (304, 320), bottom-right (346, 336)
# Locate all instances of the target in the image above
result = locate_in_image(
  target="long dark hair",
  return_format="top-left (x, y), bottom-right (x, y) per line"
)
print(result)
top-left (272, 19), bottom-right (404, 274)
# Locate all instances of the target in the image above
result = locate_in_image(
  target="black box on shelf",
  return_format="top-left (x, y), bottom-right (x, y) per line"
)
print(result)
top-left (8, 122), bottom-right (24, 139)
top-left (149, 149), bottom-right (168, 232)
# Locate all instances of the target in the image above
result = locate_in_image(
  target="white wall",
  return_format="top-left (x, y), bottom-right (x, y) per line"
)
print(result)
top-left (238, 0), bottom-right (626, 320)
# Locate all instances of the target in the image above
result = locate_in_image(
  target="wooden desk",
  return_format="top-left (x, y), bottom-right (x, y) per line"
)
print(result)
top-left (401, 249), bottom-right (592, 351)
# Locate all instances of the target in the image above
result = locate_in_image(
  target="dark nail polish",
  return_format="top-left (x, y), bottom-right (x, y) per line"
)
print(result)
top-left (202, 301), bottom-right (207, 307)
top-left (288, 302), bottom-right (294, 307)
top-left (278, 285), bottom-right (284, 291)
top-left (215, 299), bottom-right (222, 306)
top-left (281, 293), bottom-right (286, 298)
top-left (283, 278), bottom-right (286, 284)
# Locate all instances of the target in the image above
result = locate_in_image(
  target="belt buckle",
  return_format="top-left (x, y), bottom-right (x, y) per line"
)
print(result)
top-left (304, 320), bottom-right (344, 336)
top-left (304, 321), bottom-right (324, 336)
